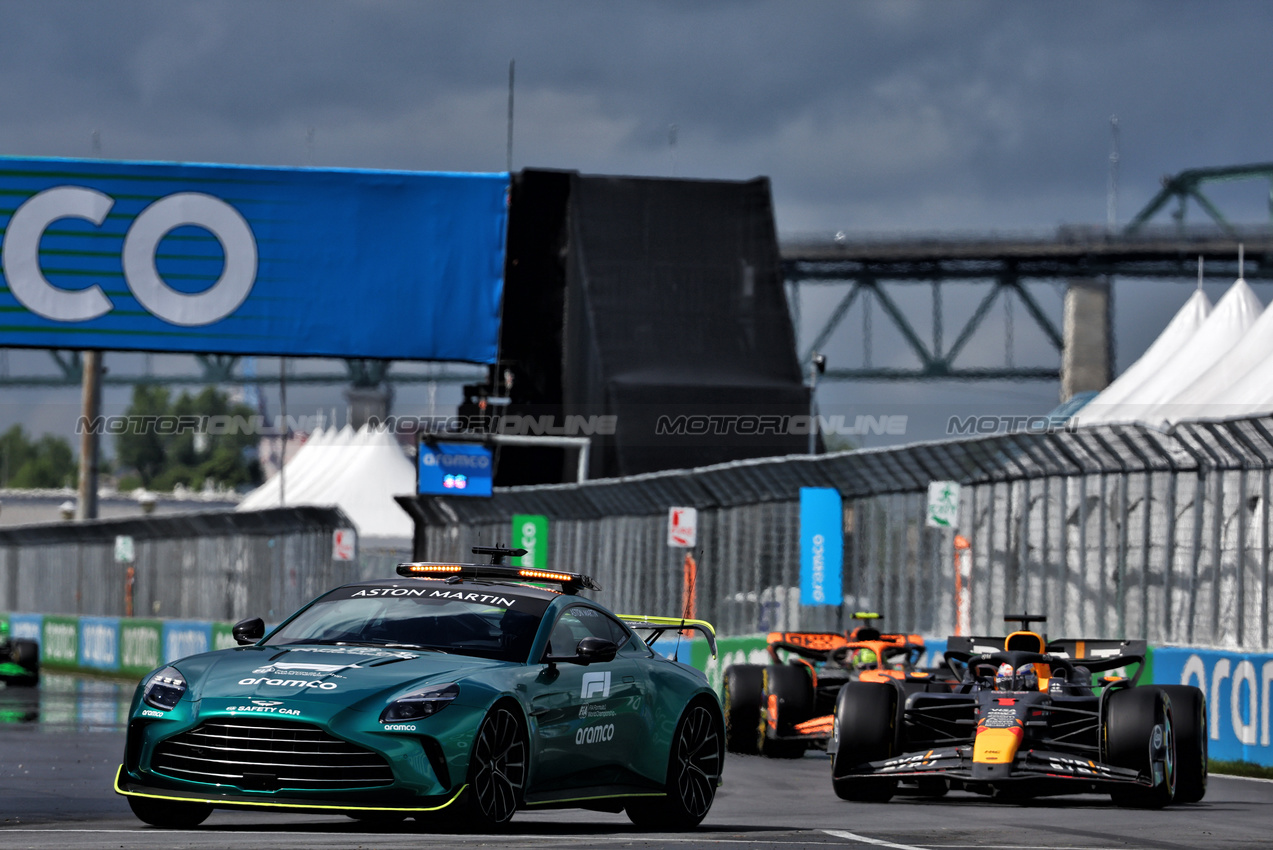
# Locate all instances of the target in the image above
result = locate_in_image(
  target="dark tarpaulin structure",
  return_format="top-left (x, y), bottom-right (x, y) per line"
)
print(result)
top-left (492, 169), bottom-right (809, 485)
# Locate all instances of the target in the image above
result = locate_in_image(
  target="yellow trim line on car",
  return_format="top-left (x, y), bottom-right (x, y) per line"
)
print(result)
top-left (114, 766), bottom-right (466, 813)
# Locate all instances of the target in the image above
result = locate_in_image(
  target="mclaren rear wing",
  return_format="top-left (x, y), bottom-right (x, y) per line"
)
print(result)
top-left (618, 615), bottom-right (717, 658)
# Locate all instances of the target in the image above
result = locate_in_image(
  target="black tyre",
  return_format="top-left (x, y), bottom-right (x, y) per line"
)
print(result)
top-left (127, 794), bottom-right (213, 828)
top-left (722, 664), bottom-right (764, 754)
top-left (757, 665), bottom-right (813, 759)
top-left (829, 682), bottom-right (899, 802)
top-left (461, 703), bottom-right (527, 828)
top-left (11, 639), bottom-right (39, 671)
top-left (626, 700), bottom-right (723, 830)
top-left (1105, 687), bottom-right (1175, 809)
top-left (1159, 684), bottom-right (1207, 803)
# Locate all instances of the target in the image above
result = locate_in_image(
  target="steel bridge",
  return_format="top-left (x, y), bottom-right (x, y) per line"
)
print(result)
top-left (3, 162), bottom-right (1273, 393)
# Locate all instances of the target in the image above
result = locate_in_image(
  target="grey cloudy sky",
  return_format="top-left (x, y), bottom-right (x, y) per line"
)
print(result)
top-left (2, 1), bottom-right (1271, 454)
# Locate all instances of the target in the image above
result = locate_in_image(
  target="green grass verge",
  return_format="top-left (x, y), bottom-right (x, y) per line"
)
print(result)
top-left (1210, 759), bottom-right (1273, 780)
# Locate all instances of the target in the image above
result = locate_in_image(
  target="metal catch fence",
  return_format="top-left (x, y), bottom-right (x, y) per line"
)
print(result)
top-left (0, 507), bottom-right (406, 622)
top-left (407, 415), bottom-right (1273, 650)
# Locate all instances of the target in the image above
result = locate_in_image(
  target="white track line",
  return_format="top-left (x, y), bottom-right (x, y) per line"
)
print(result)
top-left (823, 830), bottom-right (927, 850)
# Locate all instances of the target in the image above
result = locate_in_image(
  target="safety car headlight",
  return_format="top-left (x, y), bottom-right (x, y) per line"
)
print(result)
top-left (142, 666), bottom-right (188, 711)
top-left (380, 683), bottom-right (459, 722)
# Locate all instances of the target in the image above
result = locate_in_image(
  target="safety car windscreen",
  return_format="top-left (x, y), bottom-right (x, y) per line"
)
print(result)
top-left (264, 585), bottom-right (551, 663)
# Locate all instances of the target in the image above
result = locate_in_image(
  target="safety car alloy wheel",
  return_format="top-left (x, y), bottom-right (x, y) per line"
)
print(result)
top-left (465, 705), bottom-right (527, 827)
top-left (627, 702), bottom-right (722, 829)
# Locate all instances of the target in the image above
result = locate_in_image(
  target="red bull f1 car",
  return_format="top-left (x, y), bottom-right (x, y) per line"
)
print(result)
top-left (828, 615), bottom-right (1208, 808)
top-left (723, 614), bottom-right (947, 758)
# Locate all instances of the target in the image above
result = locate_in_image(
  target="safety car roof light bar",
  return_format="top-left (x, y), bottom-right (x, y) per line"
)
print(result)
top-left (395, 561), bottom-right (603, 595)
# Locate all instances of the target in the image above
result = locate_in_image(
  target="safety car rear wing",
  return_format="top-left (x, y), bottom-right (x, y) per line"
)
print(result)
top-left (618, 615), bottom-right (717, 658)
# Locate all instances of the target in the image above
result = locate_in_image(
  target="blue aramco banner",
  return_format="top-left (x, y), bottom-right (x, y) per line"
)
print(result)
top-left (418, 441), bottom-right (494, 497)
top-left (0, 157), bottom-right (508, 361)
top-left (1153, 646), bottom-right (1273, 766)
top-left (799, 487), bottom-right (843, 606)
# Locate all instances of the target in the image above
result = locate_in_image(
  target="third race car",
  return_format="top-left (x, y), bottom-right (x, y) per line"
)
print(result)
top-left (827, 614), bottom-right (1207, 807)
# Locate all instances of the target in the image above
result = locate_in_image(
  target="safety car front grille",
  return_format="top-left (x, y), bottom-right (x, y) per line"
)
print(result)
top-left (152, 718), bottom-right (394, 790)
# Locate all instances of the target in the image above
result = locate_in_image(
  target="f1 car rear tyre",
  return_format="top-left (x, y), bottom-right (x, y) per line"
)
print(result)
top-left (723, 664), bottom-right (764, 754)
top-left (127, 795), bottom-right (213, 828)
top-left (11, 639), bottom-right (38, 670)
top-left (1159, 684), bottom-right (1207, 803)
top-left (757, 665), bottom-right (813, 759)
top-left (626, 700), bottom-right (723, 830)
top-left (461, 703), bottom-right (527, 828)
top-left (830, 681), bottom-right (899, 802)
top-left (1105, 687), bottom-right (1176, 809)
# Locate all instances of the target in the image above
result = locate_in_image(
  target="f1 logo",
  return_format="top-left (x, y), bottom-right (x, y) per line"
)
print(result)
top-left (581, 671), bottom-right (611, 699)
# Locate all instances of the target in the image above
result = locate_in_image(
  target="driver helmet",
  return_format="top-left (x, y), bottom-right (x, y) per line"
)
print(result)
top-left (853, 648), bottom-right (878, 667)
top-left (1016, 663), bottom-right (1039, 691)
top-left (995, 662), bottom-right (1015, 689)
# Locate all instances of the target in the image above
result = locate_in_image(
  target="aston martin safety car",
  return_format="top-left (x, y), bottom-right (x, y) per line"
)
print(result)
top-left (115, 547), bottom-right (724, 830)
top-left (723, 614), bottom-right (943, 758)
top-left (828, 614), bottom-right (1207, 808)
top-left (0, 618), bottom-right (39, 687)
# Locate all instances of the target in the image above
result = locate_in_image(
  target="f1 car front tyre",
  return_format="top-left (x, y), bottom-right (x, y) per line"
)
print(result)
top-left (127, 795), bottom-right (213, 828)
top-left (723, 664), bottom-right (764, 754)
top-left (1105, 687), bottom-right (1176, 809)
top-left (757, 665), bottom-right (813, 759)
top-left (626, 700), bottom-right (723, 830)
top-left (1159, 684), bottom-right (1207, 803)
top-left (830, 681), bottom-right (899, 802)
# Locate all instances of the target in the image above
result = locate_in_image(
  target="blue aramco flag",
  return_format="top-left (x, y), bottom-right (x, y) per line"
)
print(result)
top-left (800, 487), bottom-right (844, 606)
top-left (0, 157), bottom-right (508, 362)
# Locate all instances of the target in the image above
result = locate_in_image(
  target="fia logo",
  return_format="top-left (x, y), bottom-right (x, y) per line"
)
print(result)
top-left (580, 671), bottom-right (611, 699)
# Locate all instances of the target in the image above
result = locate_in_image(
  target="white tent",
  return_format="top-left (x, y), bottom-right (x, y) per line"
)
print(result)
top-left (237, 424), bottom-right (416, 541)
top-left (1148, 296), bottom-right (1273, 423)
top-left (236, 425), bottom-right (334, 512)
top-left (1076, 288), bottom-right (1212, 425)
top-left (1080, 280), bottom-right (1263, 426)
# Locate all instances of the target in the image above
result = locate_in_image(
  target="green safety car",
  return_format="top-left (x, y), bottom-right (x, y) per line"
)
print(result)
top-left (115, 547), bottom-right (724, 830)
top-left (0, 619), bottom-right (39, 687)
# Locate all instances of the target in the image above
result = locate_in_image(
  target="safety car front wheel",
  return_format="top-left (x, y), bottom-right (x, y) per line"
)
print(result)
top-left (461, 702), bottom-right (528, 828)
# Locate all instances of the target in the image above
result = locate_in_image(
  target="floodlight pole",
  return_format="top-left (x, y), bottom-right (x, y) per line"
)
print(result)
top-left (808, 352), bottom-right (826, 455)
top-left (75, 350), bottom-right (102, 520)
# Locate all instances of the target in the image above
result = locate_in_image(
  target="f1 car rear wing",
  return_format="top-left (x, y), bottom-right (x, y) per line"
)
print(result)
top-left (618, 615), bottom-right (717, 658)
top-left (945, 635), bottom-right (1148, 677)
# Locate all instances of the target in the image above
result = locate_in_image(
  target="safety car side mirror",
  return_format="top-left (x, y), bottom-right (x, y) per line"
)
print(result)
top-left (233, 617), bottom-right (265, 645)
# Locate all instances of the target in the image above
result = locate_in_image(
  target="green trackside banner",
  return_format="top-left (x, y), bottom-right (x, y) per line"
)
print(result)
top-left (511, 514), bottom-right (549, 571)
top-left (41, 615), bottom-right (79, 666)
top-left (0, 157), bottom-right (508, 362)
top-left (119, 619), bottom-right (164, 676)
